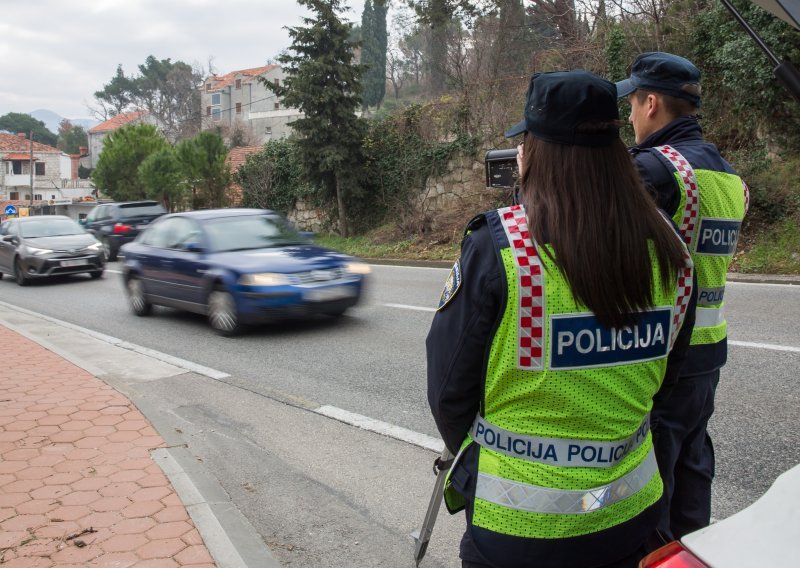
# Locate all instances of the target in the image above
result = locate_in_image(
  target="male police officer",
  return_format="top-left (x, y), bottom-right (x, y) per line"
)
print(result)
top-left (617, 52), bottom-right (749, 540)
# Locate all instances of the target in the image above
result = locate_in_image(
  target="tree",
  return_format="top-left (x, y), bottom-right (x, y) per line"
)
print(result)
top-left (262, 0), bottom-right (366, 237)
top-left (0, 113), bottom-right (57, 147)
top-left (175, 131), bottom-right (230, 209)
top-left (91, 123), bottom-right (170, 201)
top-left (57, 120), bottom-right (88, 154)
top-left (237, 140), bottom-right (311, 214)
top-left (93, 64), bottom-right (136, 119)
top-left (131, 56), bottom-right (203, 142)
top-left (361, 0), bottom-right (388, 109)
top-left (139, 148), bottom-right (186, 211)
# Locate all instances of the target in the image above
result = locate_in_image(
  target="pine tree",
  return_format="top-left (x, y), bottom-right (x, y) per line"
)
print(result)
top-left (262, 0), bottom-right (365, 237)
top-left (361, 0), bottom-right (377, 110)
top-left (373, 0), bottom-right (388, 107)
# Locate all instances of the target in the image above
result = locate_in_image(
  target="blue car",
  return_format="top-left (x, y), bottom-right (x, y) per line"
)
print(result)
top-left (120, 209), bottom-right (370, 336)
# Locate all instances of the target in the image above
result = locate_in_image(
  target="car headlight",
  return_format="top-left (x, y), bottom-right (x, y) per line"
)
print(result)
top-left (26, 246), bottom-right (53, 256)
top-left (345, 261), bottom-right (371, 275)
top-left (86, 242), bottom-right (103, 251)
top-left (238, 273), bottom-right (290, 286)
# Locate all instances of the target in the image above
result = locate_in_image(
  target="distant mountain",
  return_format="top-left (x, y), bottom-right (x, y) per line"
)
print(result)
top-left (29, 109), bottom-right (99, 133)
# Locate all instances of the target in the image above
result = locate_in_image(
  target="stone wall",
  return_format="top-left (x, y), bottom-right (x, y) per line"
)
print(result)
top-left (286, 152), bottom-right (492, 233)
top-left (286, 197), bottom-right (325, 232)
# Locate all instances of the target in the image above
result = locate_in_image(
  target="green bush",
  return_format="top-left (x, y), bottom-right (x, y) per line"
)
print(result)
top-left (237, 140), bottom-right (314, 214)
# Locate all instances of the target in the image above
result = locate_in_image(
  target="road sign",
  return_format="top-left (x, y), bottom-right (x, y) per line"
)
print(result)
top-left (4, 205), bottom-right (17, 216)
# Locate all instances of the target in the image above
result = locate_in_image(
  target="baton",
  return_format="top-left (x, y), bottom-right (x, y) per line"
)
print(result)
top-left (411, 446), bottom-right (454, 567)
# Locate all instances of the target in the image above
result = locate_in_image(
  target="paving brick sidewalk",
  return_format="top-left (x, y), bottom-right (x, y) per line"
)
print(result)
top-left (0, 325), bottom-right (216, 567)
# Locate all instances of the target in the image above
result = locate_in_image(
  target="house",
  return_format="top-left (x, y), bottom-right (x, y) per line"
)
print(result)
top-left (225, 145), bottom-right (264, 206)
top-left (200, 65), bottom-right (302, 144)
top-left (87, 110), bottom-right (155, 168)
top-left (0, 133), bottom-right (94, 213)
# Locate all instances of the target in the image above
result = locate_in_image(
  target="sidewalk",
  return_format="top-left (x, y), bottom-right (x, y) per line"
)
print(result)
top-left (0, 324), bottom-right (216, 567)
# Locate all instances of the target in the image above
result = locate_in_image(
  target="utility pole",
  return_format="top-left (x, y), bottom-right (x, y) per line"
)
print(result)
top-left (29, 130), bottom-right (34, 214)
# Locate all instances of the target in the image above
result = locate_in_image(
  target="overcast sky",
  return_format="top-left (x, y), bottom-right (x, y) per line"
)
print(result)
top-left (0, 0), bottom-right (362, 121)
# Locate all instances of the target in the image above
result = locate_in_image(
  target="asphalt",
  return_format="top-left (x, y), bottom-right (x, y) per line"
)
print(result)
top-left (0, 267), bottom-right (798, 567)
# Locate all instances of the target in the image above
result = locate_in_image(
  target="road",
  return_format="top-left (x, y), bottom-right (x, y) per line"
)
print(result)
top-left (1, 265), bottom-right (798, 566)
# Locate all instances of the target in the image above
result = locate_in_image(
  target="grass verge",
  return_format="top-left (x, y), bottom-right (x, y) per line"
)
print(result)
top-left (733, 218), bottom-right (800, 274)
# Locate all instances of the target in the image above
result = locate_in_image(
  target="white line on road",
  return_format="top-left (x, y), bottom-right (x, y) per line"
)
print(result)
top-left (727, 280), bottom-right (800, 288)
top-left (383, 303), bottom-right (437, 312)
top-left (314, 405), bottom-right (444, 453)
top-left (728, 340), bottom-right (800, 353)
top-left (105, 268), bottom-right (123, 274)
top-left (385, 303), bottom-right (800, 352)
top-left (0, 301), bottom-right (230, 380)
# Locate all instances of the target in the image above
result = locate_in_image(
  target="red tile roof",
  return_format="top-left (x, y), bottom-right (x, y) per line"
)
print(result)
top-left (88, 110), bottom-right (148, 133)
top-left (206, 65), bottom-right (279, 92)
top-left (0, 133), bottom-right (59, 153)
top-left (2, 153), bottom-right (39, 161)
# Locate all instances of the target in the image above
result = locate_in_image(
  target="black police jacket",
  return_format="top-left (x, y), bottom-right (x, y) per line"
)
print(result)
top-left (631, 115), bottom-right (738, 375)
top-left (426, 212), bottom-right (696, 568)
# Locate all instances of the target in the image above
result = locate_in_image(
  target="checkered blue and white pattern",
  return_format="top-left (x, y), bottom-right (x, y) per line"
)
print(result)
top-left (656, 145), bottom-right (699, 247)
top-left (498, 205), bottom-right (545, 370)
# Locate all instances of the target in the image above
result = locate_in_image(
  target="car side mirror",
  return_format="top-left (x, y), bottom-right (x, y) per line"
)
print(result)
top-left (184, 242), bottom-right (205, 253)
top-left (78, 219), bottom-right (87, 226)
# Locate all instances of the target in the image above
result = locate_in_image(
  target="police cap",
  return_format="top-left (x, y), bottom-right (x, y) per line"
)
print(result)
top-left (616, 52), bottom-right (702, 106)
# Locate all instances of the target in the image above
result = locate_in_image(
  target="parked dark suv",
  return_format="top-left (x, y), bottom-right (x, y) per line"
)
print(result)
top-left (82, 201), bottom-right (166, 261)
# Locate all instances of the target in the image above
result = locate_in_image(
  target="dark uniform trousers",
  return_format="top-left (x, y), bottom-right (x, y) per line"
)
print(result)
top-left (651, 369), bottom-right (720, 540)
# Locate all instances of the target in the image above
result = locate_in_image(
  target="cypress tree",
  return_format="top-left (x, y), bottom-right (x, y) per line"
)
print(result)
top-left (261, 0), bottom-right (365, 237)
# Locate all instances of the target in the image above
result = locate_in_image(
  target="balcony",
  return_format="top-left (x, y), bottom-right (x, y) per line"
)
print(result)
top-left (4, 174), bottom-right (32, 187)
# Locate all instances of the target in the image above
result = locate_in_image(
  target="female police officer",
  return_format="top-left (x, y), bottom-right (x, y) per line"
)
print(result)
top-left (426, 70), bottom-right (696, 568)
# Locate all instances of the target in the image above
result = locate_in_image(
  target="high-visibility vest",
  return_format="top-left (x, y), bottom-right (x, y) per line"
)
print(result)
top-left (445, 205), bottom-right (693, 540)
top-left (654, 145), bottom-right (748, 346)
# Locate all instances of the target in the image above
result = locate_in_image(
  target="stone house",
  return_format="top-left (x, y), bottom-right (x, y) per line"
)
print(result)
top-left (0, 133), bottom-right (94, 214)
top-left (200, 65), bottom-right (302, 144)
top-left (87, 110), bottom-right (156, 168)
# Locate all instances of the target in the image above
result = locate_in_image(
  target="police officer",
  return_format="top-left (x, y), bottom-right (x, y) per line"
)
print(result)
top-left (427, 70), bottom-right (697, 568)
top-left (616, 52), bottom-right (749, 541)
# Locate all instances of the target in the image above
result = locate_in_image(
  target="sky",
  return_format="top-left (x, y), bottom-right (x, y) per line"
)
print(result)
top-left (0, 0), bottom-right (361, 121)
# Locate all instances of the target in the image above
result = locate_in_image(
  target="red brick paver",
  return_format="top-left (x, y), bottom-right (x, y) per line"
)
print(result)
top-left (0, 325), bottom-right (216, 566)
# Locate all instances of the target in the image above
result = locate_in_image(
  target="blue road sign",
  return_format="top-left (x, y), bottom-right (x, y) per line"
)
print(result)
top-left (4, 205), bottom-right (17, 216)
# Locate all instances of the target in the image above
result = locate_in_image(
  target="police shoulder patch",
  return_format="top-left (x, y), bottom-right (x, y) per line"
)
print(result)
top-left (437, 259), bottom-right (463, 310)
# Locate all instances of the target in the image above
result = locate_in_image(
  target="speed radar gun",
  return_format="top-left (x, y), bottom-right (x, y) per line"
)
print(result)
top-left (411, 446), bottom-right (454, 566)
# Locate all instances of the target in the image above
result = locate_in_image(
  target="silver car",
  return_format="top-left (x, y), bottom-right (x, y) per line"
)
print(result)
top-left (0, 216), bottom-right (106, 286)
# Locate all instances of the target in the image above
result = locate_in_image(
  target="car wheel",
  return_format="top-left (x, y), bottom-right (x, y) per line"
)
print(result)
top-left (127, 276), bottom-right (152, 316)
top-left (90, 270), bottom-right (104, 280)
top-left (14, 258), bottom-right (29, 287)
top-left (324, 307), bottom-right (348, 317)
top-left (208, 288), bottom-right (241, 336)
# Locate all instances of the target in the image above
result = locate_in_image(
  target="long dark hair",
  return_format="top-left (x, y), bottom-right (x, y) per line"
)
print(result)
top-left (519, 128), bottom-right (687, 329)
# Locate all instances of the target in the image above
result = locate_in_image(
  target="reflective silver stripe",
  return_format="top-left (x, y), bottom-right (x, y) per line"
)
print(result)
top-left (470, 415), bottom-right (649, 468)
top-left (475, 448), bottom-right (658, 514)
top-left (696, 306), bottom-right (725, 327)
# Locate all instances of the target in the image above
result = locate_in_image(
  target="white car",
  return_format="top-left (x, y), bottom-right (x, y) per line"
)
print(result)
top-left (639, 463), bottom-right (800, 567)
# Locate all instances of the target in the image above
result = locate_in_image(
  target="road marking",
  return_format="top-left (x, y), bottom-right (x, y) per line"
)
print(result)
top-left (368, 263), bottom-right (449, 271)
top-left (106, 268), bottom-right (123, 274)
top-left (383, 303), bottom-right (437, 312)
top-left (729, 340), bottom-right (800, 353)
top-left (0, 300), bottom-right (230, 380)
top-left (314, 405), bottom-right (444, 453)
top-left (727, 281), bottom-right (800, 288)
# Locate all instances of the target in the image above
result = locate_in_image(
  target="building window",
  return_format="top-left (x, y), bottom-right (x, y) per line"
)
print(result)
top-left (274, 102), bottom-right (280, 110)
top-left (236, 103), bottom-right (242, 114)
top-left (211, 93), bottom-right (221, 105)
top-left (51, 195), bottom-right (56, 199)
top-left (265, 127), bottom-right (272, 137)
top-left (274, 78), bottom-right (279, 87)
top-left (12, 161), bottom-right (22, 175)
top-left (34, 194), bottom-right (42, 201)
top-left (212, 108), bottom-right (221, 121)
top-left (206, 83), bottom-right (212, 92)
top-left (235, 79), bottom-right (242, 89)
top-left (10, 191), bottom-right (19, 200)
top-left (35, 162), bottom-right (45, 176)
top-left (207, 106), bottom-right (212, 116)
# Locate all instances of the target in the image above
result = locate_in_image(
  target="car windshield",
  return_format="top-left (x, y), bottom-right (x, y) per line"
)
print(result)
top-left (118, 203), bottom-right (166, 218)
top-left (205, 215), bottom-right (306, 252)
top-left (20, 218), bottom-right (85, 238)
